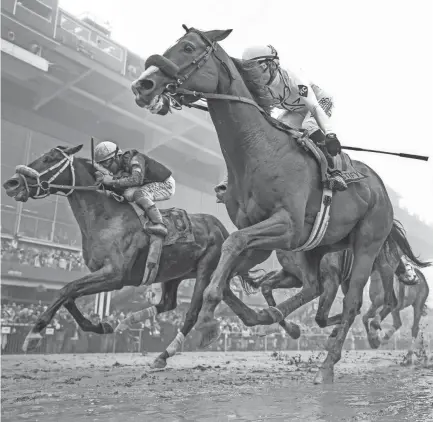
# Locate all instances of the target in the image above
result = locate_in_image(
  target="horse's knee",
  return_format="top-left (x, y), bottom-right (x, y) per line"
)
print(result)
top-left (204, 285), bottom-right (222, 305)
top-left (222, 232), bottom-right (248, 255)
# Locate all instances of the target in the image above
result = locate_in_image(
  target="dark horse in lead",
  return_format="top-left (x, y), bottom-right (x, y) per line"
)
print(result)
top-left (130, 26), bottom-right (420, 383)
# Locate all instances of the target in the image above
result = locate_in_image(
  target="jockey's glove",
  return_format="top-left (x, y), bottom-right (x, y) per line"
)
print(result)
top-left (325, 133), bottom-right (341, 157)
top-left (101, 175), bottom-right (115, 186)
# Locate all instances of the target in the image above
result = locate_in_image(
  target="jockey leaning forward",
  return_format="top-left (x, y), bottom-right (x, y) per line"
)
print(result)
top-left (94, 141), bottom-right (175, 237)
top-left (215, 44), bottom-right (347, 203)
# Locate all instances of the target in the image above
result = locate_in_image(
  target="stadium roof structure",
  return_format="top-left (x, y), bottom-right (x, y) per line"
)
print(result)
top-left (1, 0), bottom-right (226, 192)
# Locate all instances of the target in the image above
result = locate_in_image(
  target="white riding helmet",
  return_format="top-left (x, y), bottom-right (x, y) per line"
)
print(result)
top-left (242, 45), bottom-right (279, 62)
top-left (94, 141), bottom-right (122, 163)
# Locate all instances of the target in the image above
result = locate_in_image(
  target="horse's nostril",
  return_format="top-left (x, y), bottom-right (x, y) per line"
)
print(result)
top-left (140, 79), bottom-right (155, 91)
top-left (3, 179), bottom-right (19, 190)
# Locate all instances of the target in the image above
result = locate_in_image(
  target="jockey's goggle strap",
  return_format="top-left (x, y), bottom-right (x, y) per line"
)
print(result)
top-left (254, 55), bottom-right (279, 64)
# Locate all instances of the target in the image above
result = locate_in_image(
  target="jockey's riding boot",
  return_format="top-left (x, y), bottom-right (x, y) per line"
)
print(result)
top-left (135, 197), bottom-right (168, 237)
top-left (310, 130), bottom-right (348, 192)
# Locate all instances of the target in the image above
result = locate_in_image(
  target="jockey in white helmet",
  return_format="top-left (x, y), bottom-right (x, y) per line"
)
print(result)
top-left (215, 45), bottom-right (347, 203)
top-left (94, 141), bottom-right (175, 237)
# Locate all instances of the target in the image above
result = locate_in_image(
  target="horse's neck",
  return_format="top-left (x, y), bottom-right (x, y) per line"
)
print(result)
top-left (206, 53), bottom-right (290, 175)
top-left (66, 159), bottom-right (111, 239)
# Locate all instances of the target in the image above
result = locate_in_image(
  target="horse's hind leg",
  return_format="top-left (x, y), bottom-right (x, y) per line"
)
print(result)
top-left (314, 207), bottom-right (392, 384)
top-left (371, 254), bottom-right (398, 330)
top-left (261, 269), bottom-right (302, 339)
top-left (315, 274), bottom-right (342, 351)
top-left (152, 249), bottom-right (218, 368)
top-left (381, 310), bottom-right (402, 346)
top-left (115, 279), bottom-right (182, 332)
top-left (362, 303), bottom-right (381, 349)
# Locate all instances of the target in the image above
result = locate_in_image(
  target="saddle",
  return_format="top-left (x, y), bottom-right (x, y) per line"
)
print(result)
top-left (129, 204), bottom-right (196, 286)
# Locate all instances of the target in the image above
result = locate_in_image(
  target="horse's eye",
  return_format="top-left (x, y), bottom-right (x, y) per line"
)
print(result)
top-left (184, 44), bottom-right (194, 53)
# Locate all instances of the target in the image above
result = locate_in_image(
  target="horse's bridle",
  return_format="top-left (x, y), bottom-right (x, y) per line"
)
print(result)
top-left (144, 26), bottom-right (232, 95)
top-left (15, 148), bottom-right (99, 199)
top-left (141, 25), bottom-right (303, 139)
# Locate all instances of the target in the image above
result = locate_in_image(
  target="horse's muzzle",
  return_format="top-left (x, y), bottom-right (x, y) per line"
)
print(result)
top-left (3, 175), bottom-right (28, 201)
top-left (145, 55), bottom-right (180, 78)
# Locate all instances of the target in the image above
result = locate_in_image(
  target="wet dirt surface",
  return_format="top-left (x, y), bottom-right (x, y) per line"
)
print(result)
top-left (2, 351), bottom-right (432, 421)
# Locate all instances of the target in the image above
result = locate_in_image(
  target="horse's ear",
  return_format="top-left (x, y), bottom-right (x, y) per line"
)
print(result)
top-left (182, 24), bottom-right (189, 33)
top-left (64, 144), bottom-right (83, 156)
top-left (206, 29), bottom-right (233, 43)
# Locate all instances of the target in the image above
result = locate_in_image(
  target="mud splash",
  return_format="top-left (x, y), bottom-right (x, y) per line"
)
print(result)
top-left (2, 351), bottom-right (432, 421)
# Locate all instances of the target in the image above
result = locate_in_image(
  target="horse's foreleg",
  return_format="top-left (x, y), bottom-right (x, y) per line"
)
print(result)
top-left (63, 299), bottom-right (114, 335)
top-left (218, 251), bottom-right (322, 333)
top-left (380, 310), bottom-right (402, 346)
top-left (195, 210), bottom-right (299, 347)
top-left (261, 270), bottom-right (302, 339)
top-left (22, 265), bottom-right (122, 352)
top-left (256, 249), bottom-right (322, 325)
top-left (115, 279), bottom-right (182, 333)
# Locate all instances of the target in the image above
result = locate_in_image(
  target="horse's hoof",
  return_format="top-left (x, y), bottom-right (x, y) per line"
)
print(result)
top-left (370, 320), bottom-right (381, 331)
top-left (101, 322), bottom-right (114, 334)
top-left (22, 332), bottom-right (43, 352)
top-left (314, 368), bottom-right (334, 385)
top-left (403, 353), bottom-right (414, 366)
top-left (258, 307), bottom-right (282, 324)
top-left (367, 332), bottom-right (381, 349)
top-left (285, 322), bottom-right (301, 340)
top-left (150, 357), bottom-right (167, 369)
top-left (196, 319), bottom-right (221, 349)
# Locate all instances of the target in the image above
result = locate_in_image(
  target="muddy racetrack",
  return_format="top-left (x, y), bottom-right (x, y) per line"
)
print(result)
top-left (2, 351), bottom-right (432, 421)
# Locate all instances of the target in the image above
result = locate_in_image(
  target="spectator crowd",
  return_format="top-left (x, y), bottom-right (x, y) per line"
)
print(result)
top-left (1, 238), bottom-right (85, 271)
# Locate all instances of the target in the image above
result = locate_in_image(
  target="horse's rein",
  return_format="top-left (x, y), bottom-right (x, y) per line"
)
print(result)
top-left (144, 27), bottom-right (303, 139)
top-left (15, 148), bottom-right (103, 198)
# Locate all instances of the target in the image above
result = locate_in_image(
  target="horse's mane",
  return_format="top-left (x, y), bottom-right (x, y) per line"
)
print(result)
top-left (230, 57), bottom-right (264, 106)
top-left (76, 157), bottom-right (100, 180)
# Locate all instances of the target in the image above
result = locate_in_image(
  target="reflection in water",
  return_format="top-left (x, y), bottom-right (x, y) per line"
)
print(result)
top-left (118, 368), bottom-right (432, 421)
top-left (2, 352), bottom-right (432, 422)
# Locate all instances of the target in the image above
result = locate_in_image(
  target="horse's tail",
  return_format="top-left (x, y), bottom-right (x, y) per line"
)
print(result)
top-left (389, 219), bottom-right (432, 268)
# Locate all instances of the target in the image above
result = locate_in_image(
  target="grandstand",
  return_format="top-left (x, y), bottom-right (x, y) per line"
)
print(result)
top-left (1, 0), bottom-right (431, 318)
top-left (0, 0), bottom-right (281, 315)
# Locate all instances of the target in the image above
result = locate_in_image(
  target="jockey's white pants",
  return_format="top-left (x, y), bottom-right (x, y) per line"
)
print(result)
top-left (123, 176), bottom-right (175, 203)
top-left (278, 96), bottom-right (334, 136)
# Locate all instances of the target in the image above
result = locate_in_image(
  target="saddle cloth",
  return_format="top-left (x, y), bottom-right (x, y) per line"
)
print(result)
top-left (333, 153), bottom-right (368, 185)
top-left (130, 205), bottom-right (195, 246)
